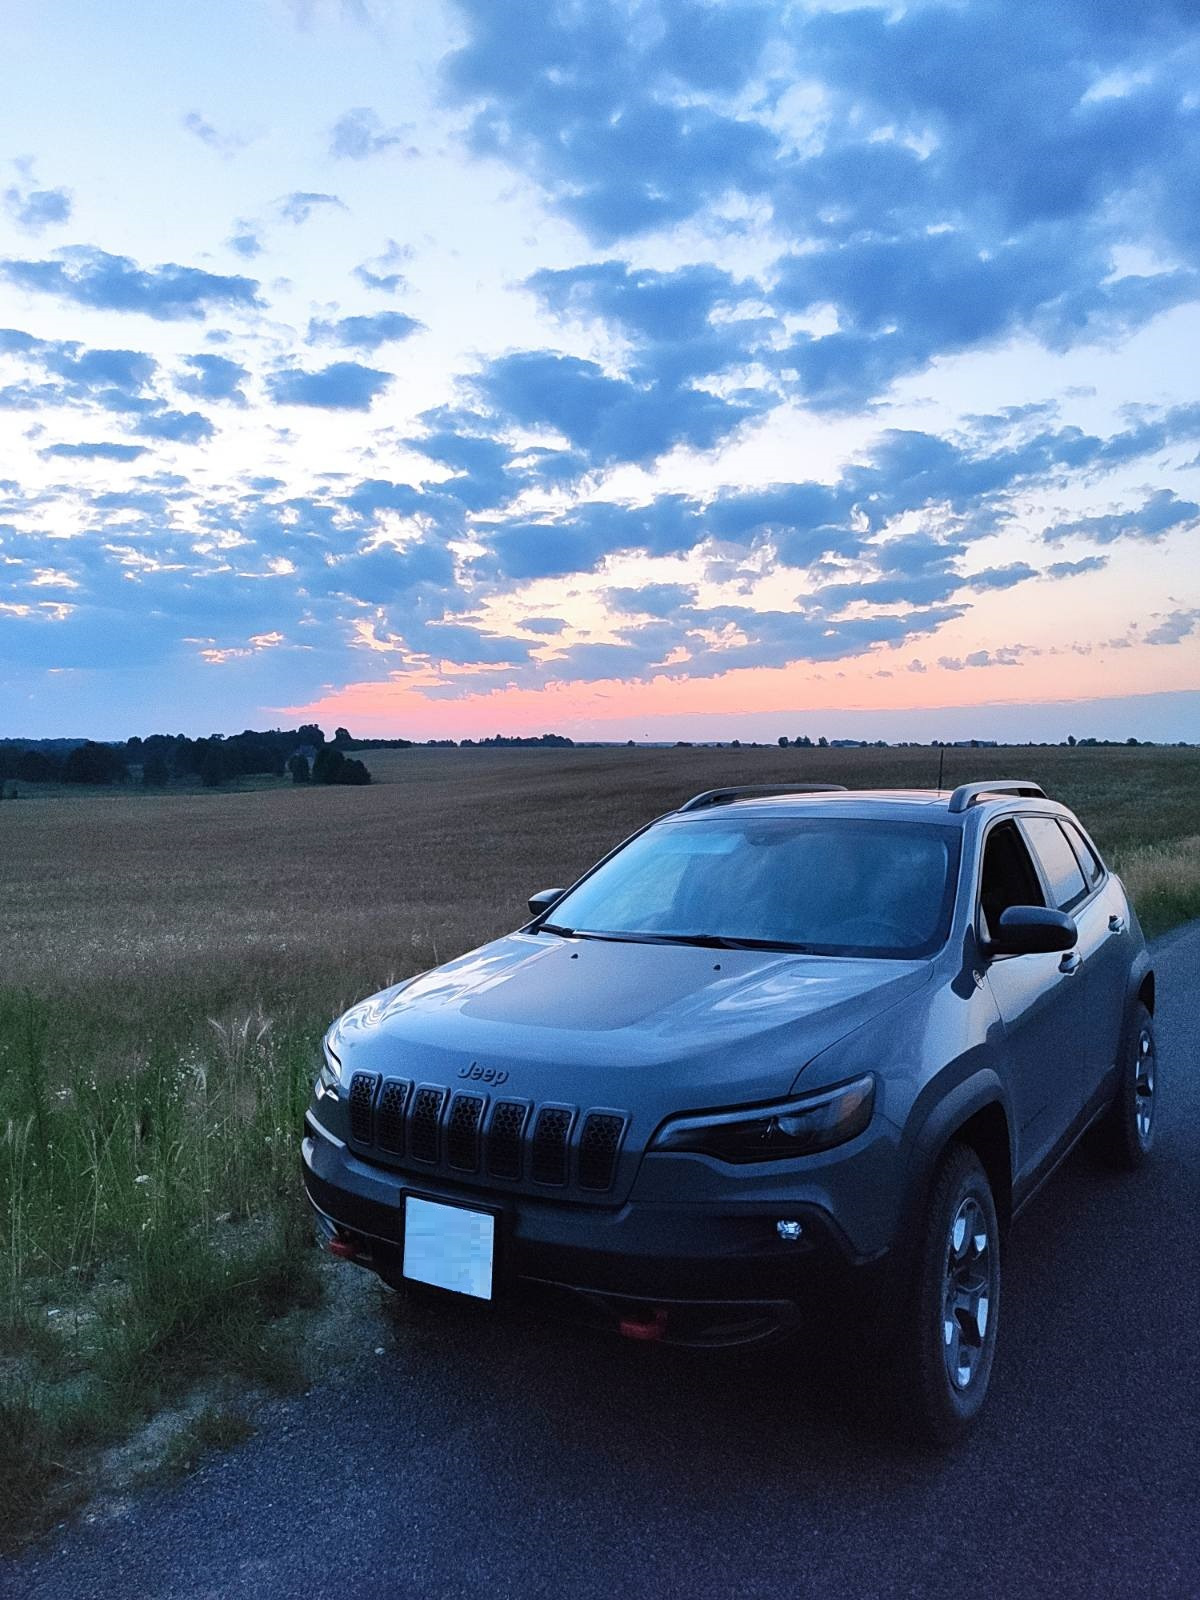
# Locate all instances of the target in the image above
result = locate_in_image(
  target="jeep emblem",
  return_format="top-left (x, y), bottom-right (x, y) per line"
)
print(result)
top-left (458, 1061), bottom-right (509, 1086)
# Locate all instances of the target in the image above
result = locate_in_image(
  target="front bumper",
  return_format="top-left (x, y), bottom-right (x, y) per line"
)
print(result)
top-left (302, 1112), bottom-right (888, 1347)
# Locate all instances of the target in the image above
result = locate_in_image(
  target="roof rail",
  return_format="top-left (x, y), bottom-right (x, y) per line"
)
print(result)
top-left (947, 779), bottom-right (1047, 814)
top-left (678, 783), bottom-right (849, 813)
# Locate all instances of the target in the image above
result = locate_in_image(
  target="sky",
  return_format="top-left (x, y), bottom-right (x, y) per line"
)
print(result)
top-left (1, 0), bottom-right (1198, 745)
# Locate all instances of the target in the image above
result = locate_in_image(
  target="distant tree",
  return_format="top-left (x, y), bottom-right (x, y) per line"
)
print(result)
top-left (297, 723), bottom-right (326, 748)
top-left (312, 745), bottom-right (344, 784)
top-left (339, 756), bottom-right (371, 786)
top-left (777, 735), bottom-right (789, 747)
top-left (142, 754), bottom-right (169, 787)
top-left (333, 726), bottom-right (352, 747)
top-left (731, 738), bottom-right (741, 748)
top-left (1126, 736), bottom-right (1139, 746)
top-left (289, 753), bottom-right (311, 784)
top-left (200, 742), bottom-right (228, 787)
top-left (817, 735), bottom-right (829, 749)
top-left (63, 741), bottom-right (127, 786)
top-left (795, 735), bottom-right (813, 748)
top-left (16, 749), bottom-right (61, 783)
top-left (1067, 735), bottom-right (1077, 747)
top-left (626, 739), bottom-right (635, 747)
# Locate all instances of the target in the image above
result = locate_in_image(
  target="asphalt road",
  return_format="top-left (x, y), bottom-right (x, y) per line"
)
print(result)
top-left (6, 924), bottom-right (1199, 1600)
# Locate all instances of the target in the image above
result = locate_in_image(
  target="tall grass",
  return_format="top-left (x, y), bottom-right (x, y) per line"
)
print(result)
top-left (0, 991), bottom-right (322, 1547)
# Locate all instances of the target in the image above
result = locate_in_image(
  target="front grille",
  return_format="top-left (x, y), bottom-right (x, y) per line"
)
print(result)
top-left (530, 1106), bottom-right (574, 1185)
top-left (376, 1079), bottom-right (411, 1154)
top-left (345, 1077), bottom-right (627, 1194)
top-left (348, 1073), bottom-right (378, 1144)
top-left (487, 1101), bottom-right (528, 1179)
top-left (410, 1087), bottom-right (447, 1163)
top-left (446, 1094), bottom-right (485, 1171)
top-left (578, 1112), bottom-right (627, 1191)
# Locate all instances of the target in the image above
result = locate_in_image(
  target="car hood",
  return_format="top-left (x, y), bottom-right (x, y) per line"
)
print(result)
top-left (332, 930), bottom-right (933, 1112)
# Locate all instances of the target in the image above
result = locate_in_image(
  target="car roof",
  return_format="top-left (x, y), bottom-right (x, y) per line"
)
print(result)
top-left (666, 788), bottom-right (1076, 826)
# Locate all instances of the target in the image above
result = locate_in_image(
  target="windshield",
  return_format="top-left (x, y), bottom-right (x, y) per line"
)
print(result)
top-left (542, 815), bottom-right (961, 959)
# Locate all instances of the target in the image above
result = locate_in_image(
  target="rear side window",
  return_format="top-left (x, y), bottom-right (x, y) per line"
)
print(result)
top-left (1021, 816), bottom-right (1089, 911)
top-left (979, 821), bottom-right (1045, 938)
top-left (1062, 820), bottom-right (1105, 888)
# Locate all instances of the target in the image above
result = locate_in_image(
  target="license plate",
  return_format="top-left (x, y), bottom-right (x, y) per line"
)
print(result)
top-left (402, 1196), bottom-right (495, 1300)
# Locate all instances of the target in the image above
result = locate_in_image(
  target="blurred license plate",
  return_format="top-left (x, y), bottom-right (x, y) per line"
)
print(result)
top-left (403, 1197), bottom-right (495, 1300)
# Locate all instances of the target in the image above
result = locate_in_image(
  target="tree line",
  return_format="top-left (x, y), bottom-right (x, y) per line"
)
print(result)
top-left (0, 725), bottom-right (370, 788)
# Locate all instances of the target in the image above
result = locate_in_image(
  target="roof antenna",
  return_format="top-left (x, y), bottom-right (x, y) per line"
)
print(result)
top-left (936, 746), bottom-right (945, 792)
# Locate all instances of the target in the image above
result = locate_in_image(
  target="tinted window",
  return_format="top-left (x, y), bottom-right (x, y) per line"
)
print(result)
top-left (1062, 820), bottom-right (1105, 887)
top-left (544, 817), bottom-right (961, 958)
top-left (1021, 816), bottom-right (1089, 911)
top-left (979, 821), bottom-right (1044, 938)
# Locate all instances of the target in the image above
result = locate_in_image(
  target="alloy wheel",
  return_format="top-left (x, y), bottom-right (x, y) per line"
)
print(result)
top-left (1135, 1025), bottom-right (1156, 1145)
top-left (942, 1196), bottom-right (993, 1391)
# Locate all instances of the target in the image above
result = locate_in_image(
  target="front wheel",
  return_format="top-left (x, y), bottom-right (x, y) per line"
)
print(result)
top-left (1095, 1001), bottom-right (1157, 1170)
top-left (894, 1143), bottom-right (1001, 1446)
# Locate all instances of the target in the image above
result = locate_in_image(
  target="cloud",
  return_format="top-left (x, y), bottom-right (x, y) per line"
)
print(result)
top-left (227, 221), bottom-right (264, 259)
top-left (308, 310), bottom-right (422, 351)
top-left (443, 0), bottom-right (776, 242)
top-left (277, 191), bottom-right (345, 225)
top-left (606, 582), bottom-right (698, 617)
top-left (4, 181), bottom-right (72, 234)
top-left (1045, 555), bottom-right (1108, 579)
top-left (1143, 608), bottom-right (1200, 646)
top-left (475, 349), bottom-right (765, 467)
top-left (266, 360), bottom-right (391, 409)
top-left (0, 247), bottom-right (261, 320)
top-left (1045, 488), bottom-right (1200, 545)
top-left (130, 408), bottom-right (214, 444)
top-left (329, 107), bottom-right (417, 160)
top-left (177, 353), bottom-right (248, 404)
top-left (182, 111), bottom-right (250, 156)
top-left (39, 441), bottom-right (149, 461)
top-left (441, 0), bottom-right (1200, 410)
top-left (352, 239), bottom-right (410, 294)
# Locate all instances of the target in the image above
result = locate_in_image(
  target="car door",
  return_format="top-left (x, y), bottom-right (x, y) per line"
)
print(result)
top-left (1056, 817), bottom-right (1130, 1105)
top-left (978, 817), bottom-right (1088, 1178)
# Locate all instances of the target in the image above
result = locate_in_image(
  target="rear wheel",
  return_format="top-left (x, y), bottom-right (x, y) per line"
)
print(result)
top-left (1095, 1001), bottom-right (1157, 1169)
top-left (893, 1143), bottom-right (1001, 1446)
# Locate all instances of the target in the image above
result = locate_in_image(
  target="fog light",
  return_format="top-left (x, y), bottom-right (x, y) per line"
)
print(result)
top-left (776, 1220), bottom-right (804, 1242)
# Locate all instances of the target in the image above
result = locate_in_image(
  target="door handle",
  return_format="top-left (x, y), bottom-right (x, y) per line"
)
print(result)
top-left (1108, 915), bottom-right (1126, 934)
top-left (1060, 951), bottom-right (1082, 975)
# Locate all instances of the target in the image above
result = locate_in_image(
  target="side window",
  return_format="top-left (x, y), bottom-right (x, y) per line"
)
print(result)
top-left (979, 821), bottom-right (1045, 938)
top-left (1062, 820), bottom-right (1105, 889)
top-left (1021, 816), bottom-right (1089, 912)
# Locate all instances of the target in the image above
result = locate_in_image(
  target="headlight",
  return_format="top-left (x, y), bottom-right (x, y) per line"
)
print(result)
top-left (316, 1033), bottom-right (341, 1098)
top-left (649, 1074), bottom-right (875, 1163)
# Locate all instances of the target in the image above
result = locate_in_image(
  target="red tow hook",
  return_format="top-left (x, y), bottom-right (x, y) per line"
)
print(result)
top-left (328, 1232), bottom-right (361, 1261)
top-left (619, 1308), bottom-right (668, 1341)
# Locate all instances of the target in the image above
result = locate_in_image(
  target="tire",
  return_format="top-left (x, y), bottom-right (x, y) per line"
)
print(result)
top-left (1094, 1001), bottom-right (1157, 1170)
top-left (893, 1143), bottom-right (1001, 1447)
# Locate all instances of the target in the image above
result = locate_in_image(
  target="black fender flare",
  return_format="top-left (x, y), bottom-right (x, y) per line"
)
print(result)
top-left (892, 1067), bottom-right (1014, 1257)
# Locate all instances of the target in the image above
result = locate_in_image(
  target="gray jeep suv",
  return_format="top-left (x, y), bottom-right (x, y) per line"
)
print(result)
top-left (301, 780), bottom-right (1156, 1442)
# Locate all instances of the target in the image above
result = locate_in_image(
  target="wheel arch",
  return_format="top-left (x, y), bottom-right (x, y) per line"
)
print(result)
top-left (899, 1072), bottom-right (1015, 1243)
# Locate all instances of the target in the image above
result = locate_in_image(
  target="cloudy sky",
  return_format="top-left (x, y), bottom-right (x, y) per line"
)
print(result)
top-left (2, 0), bottom-right (1198, 743)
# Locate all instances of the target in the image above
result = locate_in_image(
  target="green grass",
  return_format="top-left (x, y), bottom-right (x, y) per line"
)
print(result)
top-left (0, 990), bottom-right (322, 1549)
top-left (1, 742), bottom-right (1197, 1547)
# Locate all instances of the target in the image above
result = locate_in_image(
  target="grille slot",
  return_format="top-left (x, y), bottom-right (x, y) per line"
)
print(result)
top-left (577, 1112), bottom-right (627, 1191)
top-left (409, 1087), bottom-right (447, 1163)
top-left (376, 1079), bottom-right (411, 1154)
top-left (530, 1106), bottom-right (573, 1185)
top-left (446, 1094), bottom-right (485, 1171)
top-left (348, 1073), bottom-right (378, 1145)
top-left (487, 1101), bottom-right (528, 1179)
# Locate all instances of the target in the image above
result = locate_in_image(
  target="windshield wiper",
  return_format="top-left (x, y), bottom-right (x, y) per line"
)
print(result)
top-left (633, 932), bottom-right (820, 952)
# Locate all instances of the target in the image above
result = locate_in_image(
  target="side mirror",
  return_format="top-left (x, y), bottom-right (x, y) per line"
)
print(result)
top-left (990, 905), bottom-right (1078, 956)
top-left (528, 887), bottom-right (566, 919)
